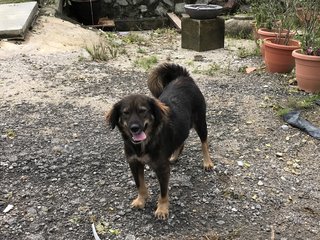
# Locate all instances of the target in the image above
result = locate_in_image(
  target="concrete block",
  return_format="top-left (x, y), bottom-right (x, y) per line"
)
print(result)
top-left (0, 2), bottom-right (38, 39)
top-left (181, 16), bottom-right (225, 52)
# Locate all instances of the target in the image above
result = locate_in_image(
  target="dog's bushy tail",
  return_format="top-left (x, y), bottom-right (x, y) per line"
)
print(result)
top-left (148, 63), bottom-right (190, 98)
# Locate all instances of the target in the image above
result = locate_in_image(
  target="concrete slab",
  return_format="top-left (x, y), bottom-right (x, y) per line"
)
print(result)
top-left (0, 1), bottom-right (38, 39)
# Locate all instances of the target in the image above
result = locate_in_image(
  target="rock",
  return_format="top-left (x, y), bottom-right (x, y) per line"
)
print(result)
top-left (171, 174), bottom-right (193, 188)
top-left (175, 3), bottom-right (185, 14)
top-left (125, 234), bottom-right (136, 240)
top-left (224, 0), bottom-right (240, 14)
top-left (26, 233), bottom-right (45, 240)
top-left (139, 5), bottom-right (148, 13)
top-left (155, 3), bottom-right (168, 16)
top-left (3, 204), bottom-right (14, 213)
top-left (237, 160), bottom-right (244, 167)
top-left (217, 220), bottom-right (225, 225)
top-left (163, 0), bottom-right (174, 8)
top-left (257, 180), bottom-right (264, 186)
top-left (225, 17), bottom-right (254, 39)
top-left (117, 0), bottom-right (129, 6)
top-left (196, 0), bottom-right (211, 4)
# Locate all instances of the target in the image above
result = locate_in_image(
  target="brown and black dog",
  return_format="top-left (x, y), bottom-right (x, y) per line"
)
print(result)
top-left (106, 63), bottom-right (213, 220)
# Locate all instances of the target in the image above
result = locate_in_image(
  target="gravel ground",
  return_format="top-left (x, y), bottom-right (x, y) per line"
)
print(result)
top-left (1, 13), bottom-right (320, 240)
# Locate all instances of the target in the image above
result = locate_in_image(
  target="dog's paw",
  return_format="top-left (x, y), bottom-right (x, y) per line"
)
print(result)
top-left (169, 155), bottom-right (178, 163)
top-left (203, 158), bottom-right (214, 171)
top-left (154, 206), bottom-right (169, 220)
top-left (131, 196), bottom-right (146, 209)
top-left (204, 161), bottom-right (214, 171)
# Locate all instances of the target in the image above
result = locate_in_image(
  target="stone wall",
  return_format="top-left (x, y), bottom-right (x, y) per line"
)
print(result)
top-left (102, 0), bottom-right (226, 19)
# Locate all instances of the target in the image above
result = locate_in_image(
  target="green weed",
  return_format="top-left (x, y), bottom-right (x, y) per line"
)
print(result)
top-left (133, 56), bottom-right (158, 70)
top-left (274, 94), bottom-right (320, 116)
top-left (122, 32), bottom-right (149, 46)
top-left (85, 42), bottom-right (114, 61)
top-left (137, 47), bottom-right (147, 54)
top-left (86, 32), bottom-right (126, 61)
top-left (150, 28), bottom-right (178, 43)
top-left (193, 63), bottom-right (221, 76)
top-left (237, 46), bottom-right (260, 58)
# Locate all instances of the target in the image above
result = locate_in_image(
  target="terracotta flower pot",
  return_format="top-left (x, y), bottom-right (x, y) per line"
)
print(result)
top-left (264, 38), bottom-right (301, 73)
top-left (257, 28), bottom-right (295, 58)
top-left (292, 49), bottom-right (320, 93)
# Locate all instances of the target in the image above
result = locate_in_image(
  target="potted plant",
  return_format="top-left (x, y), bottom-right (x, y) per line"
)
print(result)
top-left (251, 0), bottom-right (296, 58)
top-left (262, 0), bottom-right (301, 73)
top-left (292, 0), bottom-right (320, 93)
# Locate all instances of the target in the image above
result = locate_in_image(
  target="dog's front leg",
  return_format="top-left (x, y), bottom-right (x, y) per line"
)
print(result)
top-left (129, 161), bottom-right (149, 209)
top-left (154, 163), bottom-right (170, 220)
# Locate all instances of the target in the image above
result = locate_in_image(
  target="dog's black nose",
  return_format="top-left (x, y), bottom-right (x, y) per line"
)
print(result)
top-left (130, 124), bottom-right (141, 134)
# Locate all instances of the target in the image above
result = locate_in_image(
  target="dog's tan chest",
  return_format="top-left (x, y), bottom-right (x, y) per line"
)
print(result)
top-left (127, 154), bottom-right (151, 165)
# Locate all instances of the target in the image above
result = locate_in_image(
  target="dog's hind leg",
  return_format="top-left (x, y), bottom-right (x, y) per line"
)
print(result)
top-left (200, 139), bottom-right (213, 170)
top-left (129, 162), bottom-right (149, 209)
top-left (194, 114), bottom-right (214, 171)
top-left (169, 144), bottom-right (184, 163)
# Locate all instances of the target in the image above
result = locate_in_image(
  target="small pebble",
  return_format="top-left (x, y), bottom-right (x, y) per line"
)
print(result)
top-left (125, 235), bottom-right (136, 240)
top-left (217, 220), bottom-right (225, 225)
top-left (237, 160), bottom-right (244, 167)
top-left (3, 204), bottom-right (14, 213)
top-left (281, 125), bottom-right (289, 130)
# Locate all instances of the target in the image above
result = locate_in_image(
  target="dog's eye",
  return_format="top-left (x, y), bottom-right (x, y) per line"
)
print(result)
top-left (138, 108), bottom-right (147, 114)
top-left (122, 110), bottom-right (129, 115)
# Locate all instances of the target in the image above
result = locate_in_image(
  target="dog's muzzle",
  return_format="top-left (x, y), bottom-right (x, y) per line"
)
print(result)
top-left (130, 124), bottom-right (147, 143)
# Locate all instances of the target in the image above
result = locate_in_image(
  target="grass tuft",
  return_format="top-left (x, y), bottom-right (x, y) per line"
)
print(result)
top-left (133, 56), bottom-right (158, 70)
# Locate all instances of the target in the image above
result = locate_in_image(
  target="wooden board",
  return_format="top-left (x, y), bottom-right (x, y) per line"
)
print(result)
top-left (167, 12), bottom-right (181, 30)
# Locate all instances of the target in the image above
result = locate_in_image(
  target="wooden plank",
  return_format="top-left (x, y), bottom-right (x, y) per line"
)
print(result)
top-left (114, 17), bottom-right (169, 31)
top-left (167, 12), bottom-right (181, 30)
top-left (98, 18), bottom-right (115, 27)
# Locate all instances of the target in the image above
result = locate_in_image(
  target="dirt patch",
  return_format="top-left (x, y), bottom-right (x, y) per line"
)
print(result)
top-left (1, 10), bottom-right (319, 240)
top-left (0, 15), bottom-right (101, 56)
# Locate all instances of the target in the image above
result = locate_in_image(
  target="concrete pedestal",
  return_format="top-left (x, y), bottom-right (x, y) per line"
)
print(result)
top-left (181, 16), bottom-right (225, 52)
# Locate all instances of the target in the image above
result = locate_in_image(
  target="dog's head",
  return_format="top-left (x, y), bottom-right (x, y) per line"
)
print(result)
top-left (106, 94), bottom-right (169, 144)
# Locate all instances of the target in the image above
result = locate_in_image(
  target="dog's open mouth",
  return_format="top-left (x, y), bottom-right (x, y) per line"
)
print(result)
top-left (132, 131), bottom-right (147, 143)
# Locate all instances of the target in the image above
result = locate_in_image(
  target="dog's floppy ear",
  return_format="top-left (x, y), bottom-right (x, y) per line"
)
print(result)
top-left (149, 98), bottom-right (170, 124)
top-left (105, 101), bottom-right (121, 129)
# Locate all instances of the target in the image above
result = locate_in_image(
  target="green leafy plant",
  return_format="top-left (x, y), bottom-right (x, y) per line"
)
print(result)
top-left (250, 0), bottom-right (284, 29)
top-left (295, 0), bottom-right (320, 55)
top-left (250, 0), bottom-right (298, 45)
top-left (273, 0), bottom-right (298, 45)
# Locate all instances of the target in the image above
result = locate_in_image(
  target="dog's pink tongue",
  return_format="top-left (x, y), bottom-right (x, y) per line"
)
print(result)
top-left (132, 131), bottom-right (146, 141)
